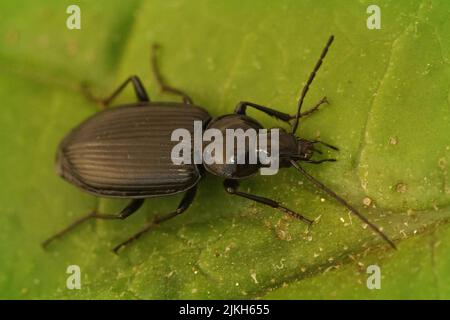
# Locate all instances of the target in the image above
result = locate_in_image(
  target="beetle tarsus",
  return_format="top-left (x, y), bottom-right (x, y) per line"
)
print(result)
top-left (43, 200), bottom-right (145, 249)
top-left (42, 210), bottom-right (97, 249)
top-left (151, 43), bottom-right (194, 104)
top-left (112, 221), bottom-right (158, 254)
top-left (80, 83), bottom-right (107, 110)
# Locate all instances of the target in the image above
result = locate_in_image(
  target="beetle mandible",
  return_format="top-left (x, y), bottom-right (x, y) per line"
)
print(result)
top-left (43, 36), bottom-right (396, 252)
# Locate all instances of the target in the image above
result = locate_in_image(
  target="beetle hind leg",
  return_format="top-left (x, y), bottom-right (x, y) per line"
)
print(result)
top-left (151, 43), bottom-right (194, 105)
top-left (42, 199), bottom-right (145, 249)
top-left (234, 96), bottom-right (328, 128)
top-left (112, 186), bottom-right (198, 253)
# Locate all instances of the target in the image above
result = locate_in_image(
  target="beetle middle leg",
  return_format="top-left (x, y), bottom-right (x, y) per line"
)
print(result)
top-left (82, 76), bottom-right (150, 109)
top-left (151, 43), bottom-right (194, 104)
top-left (42, 199), bottom-right (145, 248)
top-left (223, 179), bottom-right (313, 225)
top-left (112, 185), bottom-right (198, 253)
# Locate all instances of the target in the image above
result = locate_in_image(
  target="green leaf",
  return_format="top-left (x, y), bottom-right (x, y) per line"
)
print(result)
top-left (1, 0), bottom-right (449, 299)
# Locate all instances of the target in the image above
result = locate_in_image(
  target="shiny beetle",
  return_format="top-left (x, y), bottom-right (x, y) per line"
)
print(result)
top-left (43, 37), bottom-right (396, 252)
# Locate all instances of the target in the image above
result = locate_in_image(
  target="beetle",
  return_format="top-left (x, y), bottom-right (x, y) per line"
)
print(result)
top-left (43, 36), bottom-right (396, 253)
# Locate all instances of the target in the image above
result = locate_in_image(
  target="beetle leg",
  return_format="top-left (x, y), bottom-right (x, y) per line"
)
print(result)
top-left (82, 76), bottom-right (150, 109)
top-left (235, 101), bottom-right (293, 123)
top-left (295, 96), bottom-right (328, 118)
top-left (42, 199), bottom-right (145, 249)
top-left (151, 43), bottom-right (194, 104)
top-left (223, 179), bottom-right (313, 225)
top-left (112, 186), bottom-right (198, 253)
top-left (310, 139), bottom-right (339, 151)
top-left (290, 160), bottom-right (397, 250)
top-left (303, 158), bottom-right (336, 164)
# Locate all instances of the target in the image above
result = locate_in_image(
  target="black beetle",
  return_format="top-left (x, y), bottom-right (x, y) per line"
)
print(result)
top-left (43, 36), bottom-right (396, 252)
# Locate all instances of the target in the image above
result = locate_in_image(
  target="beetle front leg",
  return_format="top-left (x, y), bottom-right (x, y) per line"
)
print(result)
top-left (42, 199), bottom-right (145, 249)
top-left (235, 97), bottom-right (328, 124)
top-left (235, 101), bottom-right (293, 123)
top-left (81, 75), bottom-right (150, 110)
top-left (304, 158), bottom-right (336, 164)
top-left (223, 179), bottom-right (313, 225)
top-left (112, 186), bottom-right (198, 253)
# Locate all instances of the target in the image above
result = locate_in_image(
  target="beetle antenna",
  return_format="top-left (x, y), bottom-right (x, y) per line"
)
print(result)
top-left (290, 160), bottom-right (397, 249)
top-left (292, 35), bottom-right (334, 134)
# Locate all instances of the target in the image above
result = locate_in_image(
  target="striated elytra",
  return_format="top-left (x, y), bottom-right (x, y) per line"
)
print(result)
top-left (56, 103), bottom-right (211, 198)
